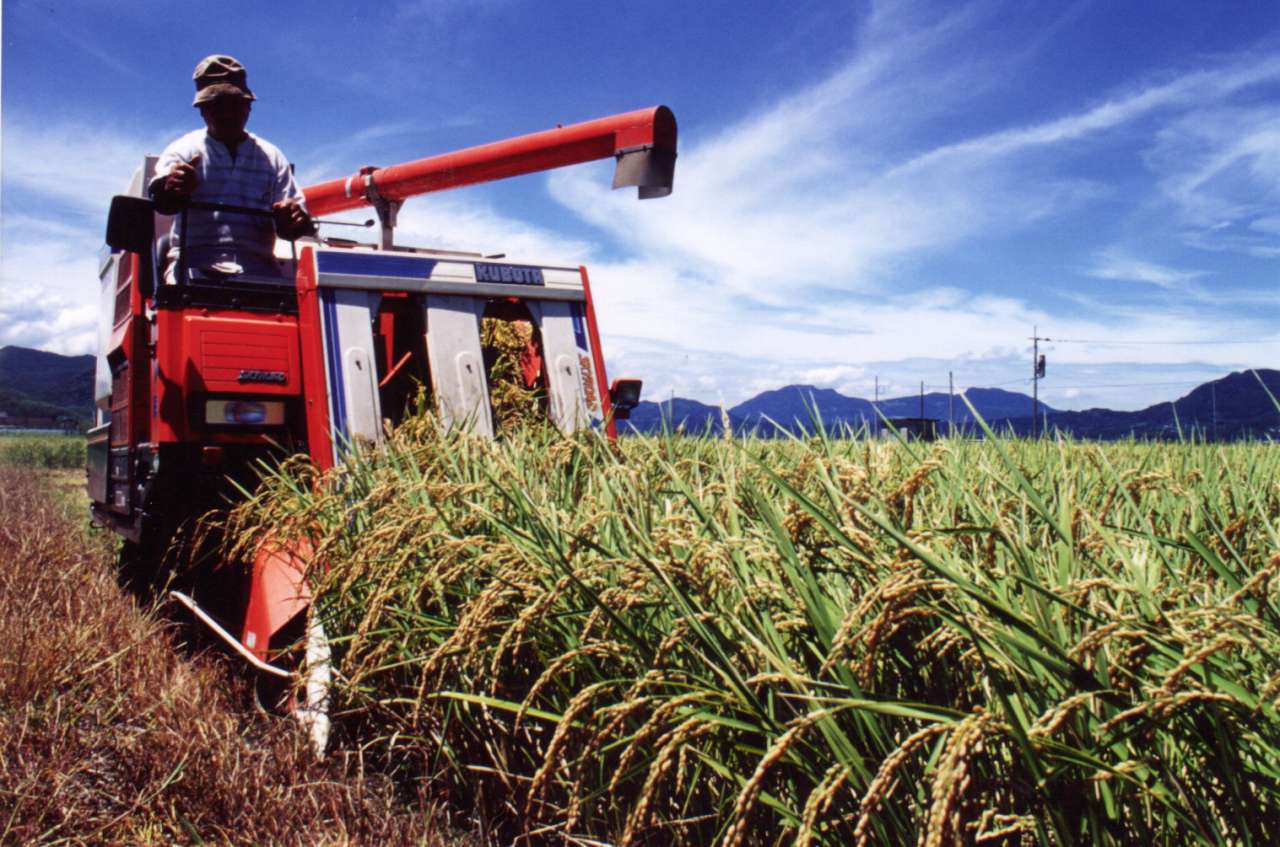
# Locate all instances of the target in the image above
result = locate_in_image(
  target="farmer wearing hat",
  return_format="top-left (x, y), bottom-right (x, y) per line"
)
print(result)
top-left (149, 55), bottom-right (312, 282)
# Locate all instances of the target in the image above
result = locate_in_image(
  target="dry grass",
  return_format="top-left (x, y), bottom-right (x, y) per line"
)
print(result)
top-left (0, 465), bottom-right (460, 847)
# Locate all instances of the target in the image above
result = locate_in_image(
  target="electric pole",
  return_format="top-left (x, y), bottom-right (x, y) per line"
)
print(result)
top-left (874, 375), bottom-right (880, 436)
top-left (1030, 327), bottom-right (1049, 439)
top-left (1211, 381), bottom-right (1217, 443)
top-left (949, 371), bottom-right (954, 437)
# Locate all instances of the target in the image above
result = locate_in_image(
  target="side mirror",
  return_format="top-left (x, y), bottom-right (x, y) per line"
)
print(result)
top-left (609, 378), bottom-right (643, 419)
top-left (105, 195), bottom-right (156, 255)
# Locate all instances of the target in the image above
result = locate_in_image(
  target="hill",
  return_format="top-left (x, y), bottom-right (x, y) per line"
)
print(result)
top-left (730, 385), bottom-right (876, 433)
top-left (0, 346), bottom-right (95, 424)
top-left (1033, 369), bottom-right (1280, 440)
top-left (623, 397), bottom-right (734, 434)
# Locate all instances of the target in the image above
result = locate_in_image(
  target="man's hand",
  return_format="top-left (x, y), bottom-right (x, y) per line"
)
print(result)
top-left (163, 154), bottom-right (200, 197)
top-left (272, 198), bottom-right (314, 241)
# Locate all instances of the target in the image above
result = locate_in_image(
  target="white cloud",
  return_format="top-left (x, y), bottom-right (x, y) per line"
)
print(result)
top-left (1087, 251), bottom-right (1204, 288)
top-left (1144, 104), bottom-right (1280, 255)
top-left (2, 122), bottom-right (164, 216)
top-left (385, 196), bottom-right (594, 264)
top-left (583, 246), bottom-right (1275, 407)
top-left (545, 18), bottom-right (1280, 311)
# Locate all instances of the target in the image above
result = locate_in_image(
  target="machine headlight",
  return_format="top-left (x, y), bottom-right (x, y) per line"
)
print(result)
top-left (205, 399), bottom-right (286, 426)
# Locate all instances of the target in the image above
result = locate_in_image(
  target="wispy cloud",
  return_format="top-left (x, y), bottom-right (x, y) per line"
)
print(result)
top-left (1087, 251), bottom-right (1204, 289)
top-left (0, 240), bottom-right (101, 356)
top-left (558, 38), bottom-right (1280, 301)
top-left (1145, 103), bottom-right (1280, 256)
top-left (385, 197), bottom-right (594, 264)
top-left (2, 120), bottom-right (166, 217)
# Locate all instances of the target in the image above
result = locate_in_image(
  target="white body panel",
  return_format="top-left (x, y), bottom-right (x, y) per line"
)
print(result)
top-left (309, 246), bottom-right (608, 447)
top-left (528, 300), bottom-right (592, 433)
top-left (318, 288), bottom-right (385, 461)
top-left (424, 296), bottom-right (494, 438)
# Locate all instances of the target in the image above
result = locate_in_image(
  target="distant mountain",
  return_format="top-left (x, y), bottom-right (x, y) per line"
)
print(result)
top-left (624, 398), bottom-right (733, 435)
top-left (1029, 369), bottom-right (1280, 440)
top-left (731, 385), bottom-right (877, 433)
top-left (624, 371), bottom-right (1279, 441)
top-left (873, 387), bottom-right (1054, 424)
top-left (0, 346), bottom-right (95, 424)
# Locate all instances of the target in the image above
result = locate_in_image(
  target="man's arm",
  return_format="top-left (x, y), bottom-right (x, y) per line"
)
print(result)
top-left (270, 150), bottom-right (314, 240)
top-left (149, 153), bottom-right (201, 215)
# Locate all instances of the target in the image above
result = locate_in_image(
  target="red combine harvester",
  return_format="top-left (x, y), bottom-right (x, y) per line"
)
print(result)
top-left (88, 107), bottom-right (677, 747)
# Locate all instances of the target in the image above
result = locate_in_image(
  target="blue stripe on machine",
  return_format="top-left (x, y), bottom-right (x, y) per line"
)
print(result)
top-left (570, 303), bottom-right (588, 351)
top-left (320, 290), bottom-right (349, 450)
top-left (317, 251), bottom-right (438, 279)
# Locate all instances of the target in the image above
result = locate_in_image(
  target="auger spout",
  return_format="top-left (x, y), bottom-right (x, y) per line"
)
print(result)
top-left (302, 105), bottom-right (677, 218)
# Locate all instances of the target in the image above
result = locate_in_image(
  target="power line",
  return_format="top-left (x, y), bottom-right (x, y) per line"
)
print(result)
top-left (1047, 338), bottom-right (1280, 346)
top-left (1036, 379), bottom-right (1208, 391)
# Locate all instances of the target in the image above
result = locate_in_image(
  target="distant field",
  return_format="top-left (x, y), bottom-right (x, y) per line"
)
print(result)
top-left (223, 417), bottom-right (1280, 845)
top-left (0, 432), bottom-right (85, 469)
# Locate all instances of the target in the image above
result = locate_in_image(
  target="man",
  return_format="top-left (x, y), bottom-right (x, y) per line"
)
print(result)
top-left (149, 55), bottom-right (312, 282)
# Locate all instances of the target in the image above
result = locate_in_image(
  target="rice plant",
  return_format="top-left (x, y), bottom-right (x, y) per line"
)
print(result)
top-left (226, 418), bottom-right (1280, 845)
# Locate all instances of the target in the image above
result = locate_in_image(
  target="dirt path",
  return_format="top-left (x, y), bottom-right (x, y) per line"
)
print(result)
top-left (0, 467), bottom-right (453, 846)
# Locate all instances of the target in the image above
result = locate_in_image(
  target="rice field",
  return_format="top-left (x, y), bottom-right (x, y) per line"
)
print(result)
top-left (226, 417), bottom-right (1280, 845)
top-left (0, 432), bottom-right (85, 469)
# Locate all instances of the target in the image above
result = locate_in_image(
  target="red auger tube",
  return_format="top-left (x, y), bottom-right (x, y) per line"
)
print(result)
top-left (302, 106), bottom-right (676, 216)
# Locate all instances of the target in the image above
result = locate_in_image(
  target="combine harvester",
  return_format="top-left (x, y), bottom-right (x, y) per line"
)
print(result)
top-left (88, 107), bottom-right (677, 749)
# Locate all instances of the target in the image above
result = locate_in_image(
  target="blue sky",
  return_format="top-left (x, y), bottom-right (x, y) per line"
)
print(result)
top-left (3, 0), bottom-right (1278, 410)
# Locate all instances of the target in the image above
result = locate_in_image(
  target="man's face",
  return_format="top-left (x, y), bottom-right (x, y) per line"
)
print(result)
top-left (199, 96), bottom-right (251, 142)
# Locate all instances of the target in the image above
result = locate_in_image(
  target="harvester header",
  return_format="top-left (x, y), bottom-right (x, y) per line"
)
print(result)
top-left (303, 105), bottom-right (677, 218)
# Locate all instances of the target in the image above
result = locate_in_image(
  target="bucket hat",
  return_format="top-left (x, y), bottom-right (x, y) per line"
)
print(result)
top-left (192, 54), bottom-right (256, 106)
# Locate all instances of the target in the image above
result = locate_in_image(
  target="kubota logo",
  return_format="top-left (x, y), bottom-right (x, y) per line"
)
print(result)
top-left (238, 369), bottom-right (288, 384)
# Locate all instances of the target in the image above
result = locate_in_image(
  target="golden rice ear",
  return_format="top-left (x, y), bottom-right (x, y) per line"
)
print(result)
top-left (481, 316), bottom-right (545, 435)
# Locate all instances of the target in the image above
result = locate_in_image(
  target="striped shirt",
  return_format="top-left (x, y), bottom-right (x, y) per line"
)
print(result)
top-left (150, 130), bottom-right (305, 276)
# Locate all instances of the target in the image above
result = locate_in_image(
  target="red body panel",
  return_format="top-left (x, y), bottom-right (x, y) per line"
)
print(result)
top-left (294, 246), bottom-right (334, 472)
top-left (579, 266), bottom-right (617, 440)
top-left (152, 309), bottom-right (301, 443)
top-left (304, 106), bottom-right (676, 216)
top-left (242, 537), bottom-right (313, 662)
top-left (109, 254), bottom-right (150, 450)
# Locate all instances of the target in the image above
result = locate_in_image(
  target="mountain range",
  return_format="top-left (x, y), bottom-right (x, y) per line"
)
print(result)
top-left (2, 345), bottom-right (1277, 441)
top-left (625, 369), bottom-right (1280, 441)
top-left (0, 346), bottom-right (96, 425)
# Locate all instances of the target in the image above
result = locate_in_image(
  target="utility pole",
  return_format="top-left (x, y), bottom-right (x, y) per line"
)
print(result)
top-left (948, 371), bottom-right (954, 437)
top-left (874, 375), bottom-right (880, 436)
top-left (1211, 381), bottom-right (1217, 443)
top-left (1030, 327), bottom-right (1050, 439)
top-left (1032, 330), bottom-right (1038, 439)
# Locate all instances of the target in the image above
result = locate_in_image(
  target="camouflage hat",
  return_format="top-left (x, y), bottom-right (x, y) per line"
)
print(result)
top-left (192, 54), bottom-right (256, 106)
